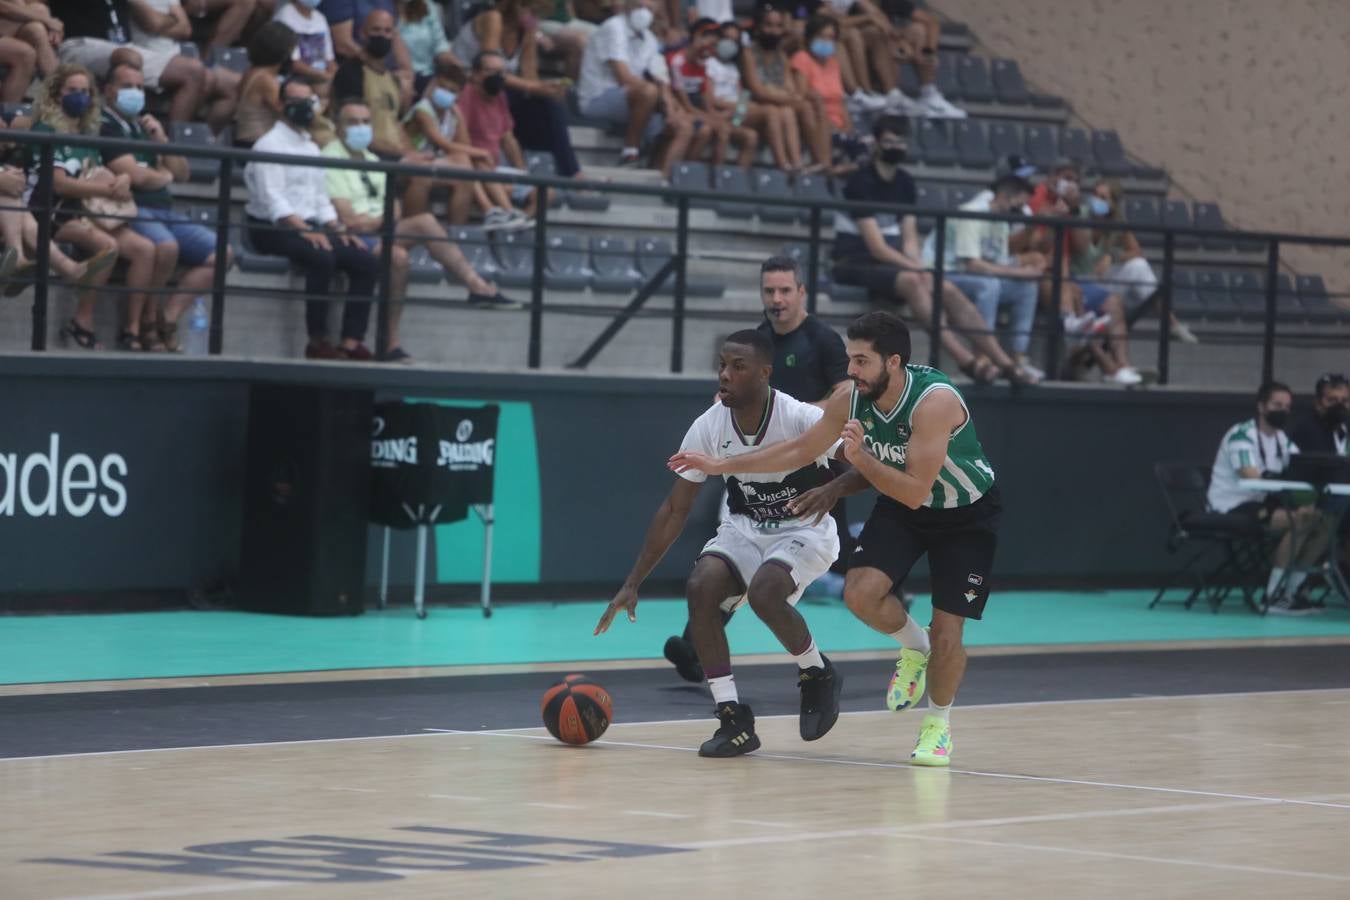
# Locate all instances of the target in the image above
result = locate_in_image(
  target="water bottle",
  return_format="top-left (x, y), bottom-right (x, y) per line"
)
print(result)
top-left (184, 297), bottom-right (210, 356)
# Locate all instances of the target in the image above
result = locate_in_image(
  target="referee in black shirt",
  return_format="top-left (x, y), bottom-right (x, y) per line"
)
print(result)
top-left (663, 256), bottom-right (856, 683)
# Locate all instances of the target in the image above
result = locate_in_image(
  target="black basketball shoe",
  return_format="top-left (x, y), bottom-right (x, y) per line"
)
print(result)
top-left (798, 655), bottom-right (842, 741)
top-left (698, 702), bottom-right (761, 757)
top-left (663, 635), bottom-right (705, 683)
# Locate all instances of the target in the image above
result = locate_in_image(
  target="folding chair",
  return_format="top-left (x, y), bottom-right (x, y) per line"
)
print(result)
top-left (1150, 462), bottom-right (1270, 612)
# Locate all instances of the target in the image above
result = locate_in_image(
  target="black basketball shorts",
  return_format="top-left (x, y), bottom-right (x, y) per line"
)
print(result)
top-left (850, 485), bottom-right (1002, 619)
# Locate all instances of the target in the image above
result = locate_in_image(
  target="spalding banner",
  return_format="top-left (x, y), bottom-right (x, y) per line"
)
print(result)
top-left (370, 402), bottom-right (499, 527)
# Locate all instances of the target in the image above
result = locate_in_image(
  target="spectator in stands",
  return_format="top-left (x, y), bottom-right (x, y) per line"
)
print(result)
top-left (100, 60), bottom-right (230, 352)
top-left (1074, 177), bottom-right (1198, 344)
top-left (457, 50), bottom-right (540, 225)
top-left (275, 0), bottom-right (337, 99)
top-left (395, 0), bottom-right (454, 93)
top-left (537, 0), bottom-right (595, 81)
top-left (741, 4), bottom-right (831, 173)
top-left (791, 15), bottom-right (872, 175)
top-left (0, 1), bottom-right (57, 86)
top-left (324, 98), bottom-right (517, 360)
top-left (332, 9), bottom-right (410, 159)
top-left (127, 0), bottom-right (240, 129)
top-left (233, 20), bottom-right (295, 148)
top-left (665, 17), bottom-right (743, 169)
top-left (1208, 380), bottom-right (1331, 615)
top-left (26, 64), bottom-right (158, 351)
top-left (182, 0), bottom-right (259, 50)
top-left (244, 77), bottom-right (380, 360)
top-left (705, 20), bottom-right (791, 172)
top-left (453, 0), bottom-right (584, 181)
top-left (927, 173), bottom-right (1042, 380)
top-left (831, 115), bottom-right (1034, 385)
top-left (1289, 373), bottom-right (1349, 458)
top-left (577, 0), bottom-right (694, 176)
top-left (877, 0), bottom-right (963, 118)
top-left (401, 59), bottom-right (528, 227)
top-left (811, 0), bottom-right (896, 116)
top-left (320, 0), bottom-right (414, 103)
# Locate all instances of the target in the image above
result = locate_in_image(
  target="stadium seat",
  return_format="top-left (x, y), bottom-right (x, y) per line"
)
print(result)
top-left (589, 235), bottom-right (642, 293)
top-left (1194, 270), bottom-right (1233, 317)
top-left (235, 226), bottom-right (289, 275)
top-left (778, 242), bottom-right (836, 292)
top-left (669, 161), bottom-right (713, 207)
top-left (793, 171), bottom-right (835, 225)
top-left (948, 184), bottom-right (977, 208)
top-left (954, 120), bottom-right (995, 169)
top-left (1029, 92), bottom-right (1065, 109)
top-left (1125, 196), bottom-right (1162, 247)
top-left (1267, 272), bottom-right (1304, 321)
top-left (448, 225), bottom-right (500, 278)
top-left (936, 52), bottom-right (963, 101)
top-left (1162, 200), bottom-right (1199, 251)
top-left (713, 166), bottom-right (755, 219)
top-left (178, 42), bottom-right (200, 60)
top-left (566, 186), bottom-right (610, 212)
top-left (990, 59), bottom-right (1031, 105)
top-left (170, 121), bottom-right (220, 184)
top-left (1297, 274), bottom-right (1341, 322)
top-left (210, 47), bottom-right (248, 74)
top-left (753, 169), bottom-right (796, 223)
top-left (1191, 202), bottom-right (1235, 253)
top-left (1022, 124), bottom-right (1056, 170)
top-left (492, 230), bottom-right (536, 288)
top-left (914, 183), bottom-right (946, 235)
top-left (1168, 269), bottom-right (1204, 315)
top-left (956, 55), bottom-right (993, 103)
top-left (544, 234), bottom-right (592, 291)
top-left (1226, 271), bottom-right (1264, 318)
top-left (636, 237), bottom-right (724, 297)
top-left (1091, 130), bottom-right (1133, 177)
top-left (1058, 127), bottom-right (1091, 165)
top-left (406, 244), bottom-right (445, 284)
top-left (524, 152), bottom-right (563, 209)
top-left (917, 119), bottom-right (957, 168)
top-left (987, 121), bottom-right (1023, 162)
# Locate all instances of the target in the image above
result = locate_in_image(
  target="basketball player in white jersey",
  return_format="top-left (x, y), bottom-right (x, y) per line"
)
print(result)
top-left (594, 329), bottom-right (843, 757)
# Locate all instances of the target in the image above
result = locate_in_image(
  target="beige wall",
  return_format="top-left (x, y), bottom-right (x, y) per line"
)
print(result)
top-left (934, 0), bottom-right (1350, 295)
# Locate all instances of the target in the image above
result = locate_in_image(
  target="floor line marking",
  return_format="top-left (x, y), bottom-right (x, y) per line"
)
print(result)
top-left (624, 810), bottom-right (693, 819)
top-left (55, 882), bottom-right (285, 900)
top-left (426, 793), bottom-right (482, 801)
top-left (7, 686), bottom-right (1350, 762)
top-left (321, 787), bottom-right (377, 793)
top-left (525, 802), bottom-right (582, 810)
top-left (728, 818), bottom-right (797, 829)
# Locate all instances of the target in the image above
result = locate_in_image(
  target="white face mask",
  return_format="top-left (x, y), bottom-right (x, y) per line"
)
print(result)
top-left (1055, 178), bottom-right (1074, 196)
top-left (628, 7), bottom-right (654, 31)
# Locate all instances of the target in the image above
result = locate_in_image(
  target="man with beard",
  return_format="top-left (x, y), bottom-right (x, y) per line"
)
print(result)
top-left (671, 310), bottom-right (1001, 767)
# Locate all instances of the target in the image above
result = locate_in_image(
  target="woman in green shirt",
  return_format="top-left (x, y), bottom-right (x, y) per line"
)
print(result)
top-left (28, 65), bottom-right (157, 351)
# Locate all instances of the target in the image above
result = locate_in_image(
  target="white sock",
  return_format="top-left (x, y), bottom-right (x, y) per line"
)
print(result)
top-left (1286, 570), bottom-right (1308, 597)
top-left (708, 674), bottom-right (738, 705)
top-left (791, 639), bottom-right (825, 671)
top-left (1266, 567), bottom-right (1286, 597)
top-left (888, 617), bottom-right (931, 654)
top-left (920, 84), bottom-right (938, 100)
top-left (927, 700), bottom-right (952, 723)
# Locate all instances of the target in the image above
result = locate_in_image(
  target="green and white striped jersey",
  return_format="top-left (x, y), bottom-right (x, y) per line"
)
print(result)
top-left (1206, 418), bottom-right (1297, 513)
top-left (849, 365), bottom-right (995, 509)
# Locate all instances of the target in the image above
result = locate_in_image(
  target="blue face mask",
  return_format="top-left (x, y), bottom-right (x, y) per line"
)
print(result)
top-left (810, 39), bottom-right (835, 59)
top-left (344, 123), bottom-right (373, 152)
top-left (1087, 195), bottom-right (1111, 217)
top-left (297, 0), bottom-right (322, 7)
top-left (115, 87), bottom-right (145, 117)
top-left (60, 91), bottom-right (91, 118)
top-left (431, 87), bottom-right (457, 110)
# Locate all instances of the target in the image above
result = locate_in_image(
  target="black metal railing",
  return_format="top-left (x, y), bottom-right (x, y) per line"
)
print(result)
top-left (3, 128), bottom-right (1347, 384)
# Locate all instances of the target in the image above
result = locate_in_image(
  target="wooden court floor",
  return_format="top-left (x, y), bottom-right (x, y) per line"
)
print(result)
top-left (5, 688), bottom-right (1350, 899)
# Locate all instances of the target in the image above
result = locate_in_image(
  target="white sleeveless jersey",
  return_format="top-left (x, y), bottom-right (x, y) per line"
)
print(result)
top-left (677, 390), bottom-right (838, 526)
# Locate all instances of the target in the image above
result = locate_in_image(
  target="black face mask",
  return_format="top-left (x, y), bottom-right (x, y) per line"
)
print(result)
top-left (283, 98), bottom-right (315, 127)
top-left (757, 32), bottom-right (781, 50)
top-left (1324, 404), bottom-right (1349, 426)
top-left (365, 35), bottom-right (393, 58)
top-left (878, 146), bottom-right (906, 166)
top-left (482, 72), bottom-right (506, 96)
top-left (1264, 409), bottom-right (1289, 430)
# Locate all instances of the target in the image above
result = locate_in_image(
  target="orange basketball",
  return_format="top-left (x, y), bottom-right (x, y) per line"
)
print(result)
top-left (541, 674), bottom-right (613, 745)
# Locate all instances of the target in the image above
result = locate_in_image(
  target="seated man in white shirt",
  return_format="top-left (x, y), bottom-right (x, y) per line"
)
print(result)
top-left (244, 79), bottom-right (381, 361)
top-left (1207, 380), bottom-right (1332, 615)
top-left (577, 0), bottom-right (694, 174)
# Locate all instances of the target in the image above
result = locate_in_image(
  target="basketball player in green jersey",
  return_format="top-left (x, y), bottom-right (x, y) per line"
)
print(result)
top-left (671, 310), bottom-right (1000, 766)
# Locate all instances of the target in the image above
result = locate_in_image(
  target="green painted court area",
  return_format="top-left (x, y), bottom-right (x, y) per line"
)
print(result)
top-left (3, 591), bottom-right (1349, 685)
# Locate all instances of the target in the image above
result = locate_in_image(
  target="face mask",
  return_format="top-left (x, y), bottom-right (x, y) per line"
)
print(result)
top-left (1264, 409), bottom-right (1289, 430)
top-left (344, 123), bottom-right (373, 152)
top-left (810, 39), bottom-right (835, 58)
top-left (757, 32), bottom-right (781, 50)
top-left (878, 146), bottom-right (906, 166)
top-left (1325, 404), bottom-right (1349, 426)
top-left (1055, 177), bottom-right (1074, 196)
top-left (283, 98), bottom-right (316, 127)
top-left (482, 72), bottom-right (506, 96)
top-left (60, 91), bottom-right (91, 118)
top-left (365, 35), bottom-right (393, 58)
top-left (115, 87), bottom-right (145, 117)
top-left (628, 7), bottom-right (653, 31)
top-left (1087, 195), bottom-right (1110, 217)
top-left (297, 0), bottom-right (322, 7)
top-left (431, 87), bottom-right (457, 109)
top-left (716, 38), bottom-right (739, 61)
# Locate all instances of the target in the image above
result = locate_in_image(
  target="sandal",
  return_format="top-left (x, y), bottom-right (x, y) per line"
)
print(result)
top-left (158, 319), bottom-right (181, 353)
top-left (140, 317), bottom-right (167, 353)
top-left (3, 259), bottom-right (34, 298)
top-left (116, 329), bottom-right (144, 352)
top-left (60, 318), bottom-right (102, 350)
